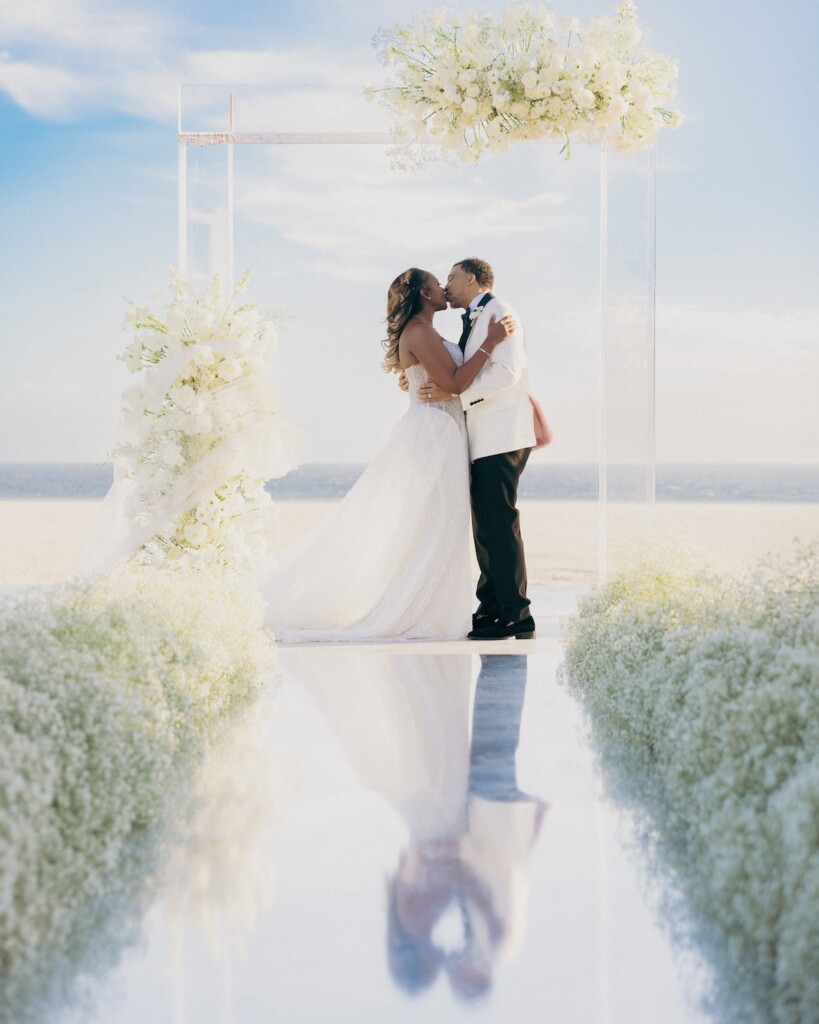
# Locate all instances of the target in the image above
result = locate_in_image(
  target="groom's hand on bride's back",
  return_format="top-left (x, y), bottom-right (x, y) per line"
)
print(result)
top-left (398, 370), bottom-right (409, 392)
top-left (419, 380), bottom-right (453, 402)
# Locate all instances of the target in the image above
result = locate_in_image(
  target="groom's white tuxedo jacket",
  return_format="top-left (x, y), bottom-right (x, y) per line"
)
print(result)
top-left (459, 295), bottom-right (536, 462)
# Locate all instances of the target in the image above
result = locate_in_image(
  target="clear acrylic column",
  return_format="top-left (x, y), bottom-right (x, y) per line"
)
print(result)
top-left (177, 86), bottom-right (237, 293)
top-left (178, 84), bottom-right (656, 583)
top-left (598, 146), bottom-right (656, 579)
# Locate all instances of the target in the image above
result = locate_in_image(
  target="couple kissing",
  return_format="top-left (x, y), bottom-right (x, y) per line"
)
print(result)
top-left (263, 257), bottom-right (537, 643)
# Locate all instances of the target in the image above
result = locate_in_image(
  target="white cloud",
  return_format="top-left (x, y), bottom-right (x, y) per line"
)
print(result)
top-left (0, 0), bottom-right (168, 55)
top-left (232, 146), bottom-right (574, 284)
top-left (655, 304), bottom-right (819, 463)
top-left (0, 57), bottom-right (90, 118)
top-left (0, 0), bottom-right (383, 124)
top-left (657, 303), bottom-right (819, 361)
top-left (0, 0), bottom-right (174, 119)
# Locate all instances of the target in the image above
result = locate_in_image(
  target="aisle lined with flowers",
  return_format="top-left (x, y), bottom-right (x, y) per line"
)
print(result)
top-left (0, 568), bottom-right (273, 1023)
top-left (562, 545), bottom-right (819, 1024)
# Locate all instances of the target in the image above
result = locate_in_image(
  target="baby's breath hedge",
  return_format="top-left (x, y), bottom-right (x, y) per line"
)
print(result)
top-left (0, 567), bottom-right (273, 1022)
top-left (562, 545), bottom-right (819, 1024)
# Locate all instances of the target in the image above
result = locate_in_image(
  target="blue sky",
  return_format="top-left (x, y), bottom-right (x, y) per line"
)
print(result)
top-left (1, 0), bottom-right (817, 464)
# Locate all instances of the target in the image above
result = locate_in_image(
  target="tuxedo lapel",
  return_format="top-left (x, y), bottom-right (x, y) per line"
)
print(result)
top-left (461, 292), bottom-right (494, 356)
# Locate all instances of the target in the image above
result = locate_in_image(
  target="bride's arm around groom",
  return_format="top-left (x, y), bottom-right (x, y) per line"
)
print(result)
top-left (456, 293), bottom-right (535, 462)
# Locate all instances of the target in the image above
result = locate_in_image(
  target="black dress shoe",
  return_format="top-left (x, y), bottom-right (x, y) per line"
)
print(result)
top-left (467, 615), bottom-right (536, 640)
top-left (471, 609), bottom-right (499, 629)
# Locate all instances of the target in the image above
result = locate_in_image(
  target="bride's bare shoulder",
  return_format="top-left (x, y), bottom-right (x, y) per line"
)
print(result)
top-left (403, 318), bottom-right (441, 347)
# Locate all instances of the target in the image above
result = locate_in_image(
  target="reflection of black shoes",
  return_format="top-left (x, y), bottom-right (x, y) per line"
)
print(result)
top-left (467, 615), bottom-right (537, 640)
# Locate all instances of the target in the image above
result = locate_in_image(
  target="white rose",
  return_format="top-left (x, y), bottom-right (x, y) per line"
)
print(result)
top-left (188, 344), bottom-right (215, 367)
top-left (150, 466), bottom-right (171, 492)
top-left (217, 357), bottom-right (243, 382)
top-left (121, 340), bottom-right (143, 372)
top-left (158, 440), bottom-right (185, 468)
top-left (142, 332), bottom-right (165, 354)
top-left (579, 45), bottom-right (599, 66)
top-left (461, 97), bottom-right (479, 116)
top-left (191, 412), bottom-right (213, 436)
top-left (222, 492), bottom-right (246, 515)
top-left (609, 94), bottom-right (628, 117)
top-left (183, 523), bottom-right (209, 546)
top-left (169, 384), bottom-right (197, 410)
top-left (123, 385), bottom-right (145, 414)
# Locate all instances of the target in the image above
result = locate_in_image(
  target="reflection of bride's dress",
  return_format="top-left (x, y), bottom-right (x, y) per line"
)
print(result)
top-left (288, 650), bottom-right (546, 997)
top-left (263, 340), bottom-right (471, 641)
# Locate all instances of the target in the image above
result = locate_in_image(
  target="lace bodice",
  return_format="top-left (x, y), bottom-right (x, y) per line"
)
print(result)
top-left (405, 339), bottom-right (464, 428)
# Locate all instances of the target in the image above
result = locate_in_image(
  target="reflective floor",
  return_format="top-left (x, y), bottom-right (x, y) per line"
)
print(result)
top-left (57, 589), bottom-right (711, 1024)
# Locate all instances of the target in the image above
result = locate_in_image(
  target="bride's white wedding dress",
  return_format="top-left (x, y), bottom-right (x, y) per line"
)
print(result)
top-left (263, 338), bottom-right (471, 641)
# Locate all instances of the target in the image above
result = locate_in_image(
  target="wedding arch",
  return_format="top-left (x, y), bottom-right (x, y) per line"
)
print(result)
top-left (176, 82), bottom-right (657, 583)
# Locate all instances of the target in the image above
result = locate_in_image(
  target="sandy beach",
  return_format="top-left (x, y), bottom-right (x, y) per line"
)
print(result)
top-left (0, 499), bottom-right (816, 587)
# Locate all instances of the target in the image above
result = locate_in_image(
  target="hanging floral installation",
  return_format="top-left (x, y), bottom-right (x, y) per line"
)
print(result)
top-left (369, 1), bottom-right (681, 166)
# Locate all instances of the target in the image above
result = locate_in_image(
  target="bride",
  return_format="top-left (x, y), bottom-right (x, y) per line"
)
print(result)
top-left (262, 268), bottom-right (514, 642)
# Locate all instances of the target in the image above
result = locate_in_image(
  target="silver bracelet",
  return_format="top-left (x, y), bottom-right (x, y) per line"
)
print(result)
top-left (479, 346), bottom-right (491, 358)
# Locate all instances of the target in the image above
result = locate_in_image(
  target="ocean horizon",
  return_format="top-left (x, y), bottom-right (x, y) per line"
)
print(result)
top-left (2, 463), bottom-right (818, 503)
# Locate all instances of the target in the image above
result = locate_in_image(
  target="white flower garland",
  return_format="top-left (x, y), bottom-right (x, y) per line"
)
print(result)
top-left (562, 544), bottom-right (819, 1023)
top-left (369, 1), bottom-right (681, 167)
top-left (115, 268), bottom-right (300, 573)
top-left (0, 567), bottom-right (274, 1019)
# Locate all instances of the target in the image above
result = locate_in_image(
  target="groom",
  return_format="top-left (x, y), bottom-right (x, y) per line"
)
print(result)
top-left (421, 258), bottom-right (537, 640)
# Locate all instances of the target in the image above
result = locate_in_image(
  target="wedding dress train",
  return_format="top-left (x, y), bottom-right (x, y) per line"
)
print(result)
top-left (263, 341), bottom-right (471, 641)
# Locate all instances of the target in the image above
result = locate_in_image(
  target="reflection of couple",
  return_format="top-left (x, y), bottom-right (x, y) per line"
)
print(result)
top-left (264, 258), bottom-right (537, 642)
top-left (388, 655), bottom-right (546, 1000)
top-left (287, 650), bottom-right (546, 1000)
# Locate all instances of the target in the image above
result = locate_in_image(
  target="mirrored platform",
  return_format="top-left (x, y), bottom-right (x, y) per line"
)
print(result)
top-left (39, 593), bottom-right (712, 1024)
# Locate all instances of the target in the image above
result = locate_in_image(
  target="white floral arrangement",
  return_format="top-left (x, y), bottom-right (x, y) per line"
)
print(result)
top-left (112, 268), bottom-right (301, 573)
top-left (561, 544), bottom-right (819, 1024)
top-left (0, 567), bottom-right (274, 1020)
top-left (369, 1), bottom-right (681, 166)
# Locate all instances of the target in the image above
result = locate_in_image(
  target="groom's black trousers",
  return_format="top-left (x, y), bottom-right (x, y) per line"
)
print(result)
top-left (469, 446), bottom-right (531, 623)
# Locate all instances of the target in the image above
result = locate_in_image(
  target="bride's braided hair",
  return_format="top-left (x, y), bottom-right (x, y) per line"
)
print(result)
top-left (381, 268), bottom-right (428, 373)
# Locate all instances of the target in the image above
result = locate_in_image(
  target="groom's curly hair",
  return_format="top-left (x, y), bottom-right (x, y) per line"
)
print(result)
top-left (455, 258), bottom-right (494, 289)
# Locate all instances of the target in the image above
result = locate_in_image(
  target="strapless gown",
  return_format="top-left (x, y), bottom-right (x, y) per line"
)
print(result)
top-left (262, 341), bottom-right (471, 641)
